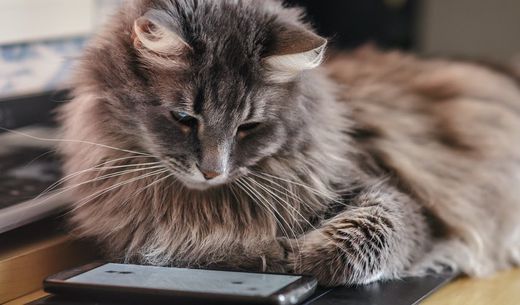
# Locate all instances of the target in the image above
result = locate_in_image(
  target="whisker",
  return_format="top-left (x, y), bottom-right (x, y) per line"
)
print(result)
top-left (0, 126), bottom-right (153, 157)
top-left (248, 171), bottom-right (323, 219)
top-left (245, 174), bottom-right (354, 261)
top-left (22, 149), bottom-right (57, 169)
top-left (102, 171), bottom-right (173, 231)
top-left (118, 171), bottom-right (175, 209)
top-left (237, 178), bottom-right (300, 257)
top-left (168, 158), bottom-right (190, 172)
top-left (245, 176), bottom-right (306, 235)
top-left (235, 179), bottom-right (296, 257)
top-left (168, 159), bottom-right (187, 170)
top-left (69, 168), bottom-right (170, 213)
top-left (255, 171), bottom-right (349, 207)
top-left (243, 177), bottom-right (303, 257)
top-left (35, 156), bottom-right (160, 200)
top-left (36, 165), bottom-right (166, 205)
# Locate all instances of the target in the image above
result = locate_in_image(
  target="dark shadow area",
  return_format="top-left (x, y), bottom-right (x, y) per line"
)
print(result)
top-left (285, 0), bottom-right (420, 50)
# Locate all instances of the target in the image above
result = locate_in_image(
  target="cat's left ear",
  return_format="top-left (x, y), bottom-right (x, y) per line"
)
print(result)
top-left (264, 25), bottom-right (327, 82)
top-left (132, 9), bottom-right (191, 66)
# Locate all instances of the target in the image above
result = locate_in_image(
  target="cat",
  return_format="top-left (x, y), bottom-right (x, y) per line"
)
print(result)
top-left (58, 0), bottom-right (520, 286)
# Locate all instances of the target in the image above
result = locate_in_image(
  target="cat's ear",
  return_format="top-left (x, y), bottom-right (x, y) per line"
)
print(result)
top-left (132, 9), bottom-right (191, 65)
top-left (264, 25), bottom-right (327, 82)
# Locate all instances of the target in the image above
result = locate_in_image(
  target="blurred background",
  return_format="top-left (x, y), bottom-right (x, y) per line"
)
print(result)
top-left (0, 0), bottom-right (519, 125)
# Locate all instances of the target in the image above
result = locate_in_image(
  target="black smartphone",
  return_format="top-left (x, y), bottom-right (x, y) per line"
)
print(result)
top-left (44, 262), bottom-right (318, 305)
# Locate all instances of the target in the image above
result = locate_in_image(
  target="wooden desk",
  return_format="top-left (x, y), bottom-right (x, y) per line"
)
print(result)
top-left (422, 269), bottom-right (520, 305)
top-left (3, 220), bottom-right (519, 305)
top-left (0, 219), bottom-right (97, 304)
top-left (7, 269), bottom-right (520, 305)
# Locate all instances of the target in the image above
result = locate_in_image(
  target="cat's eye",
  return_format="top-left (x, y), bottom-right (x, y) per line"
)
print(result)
top-left (237, 122), bottom-right (261, 135)
top-left (170, 111), bottom-right (197, 127)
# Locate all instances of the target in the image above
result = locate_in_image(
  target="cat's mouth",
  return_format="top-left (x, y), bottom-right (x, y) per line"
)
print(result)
top-left (178, 167), bottom-right (248, 191)
top-left (181, 176), bottom-right (229, 191)
top-left (162, 163), bottom-right (240, 191)
top-left (158, 155), bottom-right (247, 191)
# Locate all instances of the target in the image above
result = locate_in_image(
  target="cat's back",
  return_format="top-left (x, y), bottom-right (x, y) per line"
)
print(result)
top-left (326, 48), bottom-right (520, 262)
top-left (326, 47), bottom-right (520, 173)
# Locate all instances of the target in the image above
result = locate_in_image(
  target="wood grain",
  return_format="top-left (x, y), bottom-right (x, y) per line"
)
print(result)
top-left (422, 269), bottom-right (520, 305)
top-left (0, 219), bottom-right (96, 304)
top-left (4, 290), bottom-right (48, 305)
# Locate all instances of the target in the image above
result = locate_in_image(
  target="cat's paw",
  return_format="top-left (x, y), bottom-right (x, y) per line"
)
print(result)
top-left (203, 242), bottom-right (289, 273)
top-left (284, 231), bottom-right (352, 286)
top-left (250, 238), bottom-right (291, 273)
top-left (273, 237), bottom-right (305, 273)
top-left (283, 227), bottom-right (388, 286)
top-left (278, 233), bottom-right (347, 286)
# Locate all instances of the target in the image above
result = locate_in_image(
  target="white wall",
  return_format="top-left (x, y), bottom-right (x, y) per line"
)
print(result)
top-left (0, 0), bottom-right (96, 45)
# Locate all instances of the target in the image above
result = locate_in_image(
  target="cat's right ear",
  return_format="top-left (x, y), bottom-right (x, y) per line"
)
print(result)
top-left (264, 25), bottom-right (327, 83)
top-left (132, 10), bottom-right (191, 66)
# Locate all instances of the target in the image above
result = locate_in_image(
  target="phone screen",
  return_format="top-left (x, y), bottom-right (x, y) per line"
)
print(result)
top-left (66, 263), bottom-right (302, 297)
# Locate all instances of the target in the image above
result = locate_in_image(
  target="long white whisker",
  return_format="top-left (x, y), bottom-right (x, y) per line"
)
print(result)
top-left (235, 179), bottom-right (295, 257)
top-left (167, 157), bottom-right (193, 173)
top-left (248, 171), bottom-right (323, 219)
top-left (245, 177), bottom-right (305, 235)
top-left (256, 171), bottom-right (349, 207)
top-left (247, 174), bottom-right (354, 259)
top-left (0, 127), bottom-right (153, 157)
top-left (35, 165), bottom-right (166, 205)
top-left (22, 149), bottom-right (56, 169)
top-left (244, 177), bottom-right (303, 257)
top-left (37, 159), bottom-right (162, 200)
top-left (118, 171), bottom-right (175, 209)
top-left (70, 168), bottom-right (169, 213)
top-left (237, 178), bottom-right (299, 257)
top-left (103, 171), bottom-right (173, 232)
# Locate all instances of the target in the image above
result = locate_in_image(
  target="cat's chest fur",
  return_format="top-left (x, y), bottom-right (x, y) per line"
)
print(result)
top-left (71, 176), bottom-right (290, 270)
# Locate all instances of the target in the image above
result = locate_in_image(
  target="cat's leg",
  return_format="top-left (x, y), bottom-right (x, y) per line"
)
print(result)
top-left (288, 185), bottom-right (430, 286)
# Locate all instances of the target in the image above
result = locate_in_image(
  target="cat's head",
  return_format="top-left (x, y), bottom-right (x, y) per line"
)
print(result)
top-left (86, 0), bottom-right (327, 190)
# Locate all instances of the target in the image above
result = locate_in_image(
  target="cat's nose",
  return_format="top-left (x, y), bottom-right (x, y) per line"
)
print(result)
top-left (197, 164), bottom-right (221, 180)
top-left (201, 170), bottom-right (220, 180)
top-left (198, 137), bottom-right (229, 181)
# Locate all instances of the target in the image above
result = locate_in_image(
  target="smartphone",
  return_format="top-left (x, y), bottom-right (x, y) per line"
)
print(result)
top-left (44, 262), bottom-right (318, 305)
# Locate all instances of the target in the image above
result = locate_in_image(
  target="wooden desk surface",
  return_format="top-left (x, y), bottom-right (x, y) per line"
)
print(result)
top-left (7, 269), bottom-right (520, 305)
top-left (3, 220), bottom-right (519, 305)
top-left (0, 220), bottom-right (97, 304)
top-left (422, 268), bottom-right (520, 305)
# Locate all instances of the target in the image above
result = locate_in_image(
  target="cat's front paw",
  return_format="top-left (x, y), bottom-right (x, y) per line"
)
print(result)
top-left (283, 226), bottom-right (388, 286)
top-left (251, 238), bottom-right (291, 273)
top-left (203, 240), bottom-right (289, 273)
top-left (282, 231), bottom-right (351, 286)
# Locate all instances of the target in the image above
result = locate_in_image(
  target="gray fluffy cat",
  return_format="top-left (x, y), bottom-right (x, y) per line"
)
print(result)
top-left (59, 0), bottom-right (520, 286)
